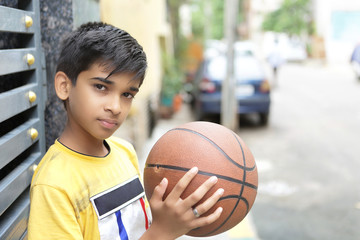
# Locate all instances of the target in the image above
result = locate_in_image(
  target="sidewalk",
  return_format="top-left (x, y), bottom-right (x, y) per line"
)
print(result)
top-left (138, 103), bottom-right (259, 240)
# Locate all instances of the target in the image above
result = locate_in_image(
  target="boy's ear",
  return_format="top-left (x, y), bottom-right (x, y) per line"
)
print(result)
top-left (54, 71), bottom-right (72, 100)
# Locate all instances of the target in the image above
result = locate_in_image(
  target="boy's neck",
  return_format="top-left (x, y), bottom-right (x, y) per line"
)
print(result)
top-left (59, 126), bottom-right (109, 157)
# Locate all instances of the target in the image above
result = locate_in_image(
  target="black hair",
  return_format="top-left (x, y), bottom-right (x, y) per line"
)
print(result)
top-left (56, 22), bottom-right (147, 86)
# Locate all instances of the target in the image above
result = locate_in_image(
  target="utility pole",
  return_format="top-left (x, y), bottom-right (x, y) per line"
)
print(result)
top-left (221, 0), bottom-right (239, 131)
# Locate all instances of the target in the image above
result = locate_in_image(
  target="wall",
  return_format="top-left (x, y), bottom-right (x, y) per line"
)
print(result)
top-left (73, 0), bottom-right (100, 28)
top-left (40, 0), bottom-right (73, 149)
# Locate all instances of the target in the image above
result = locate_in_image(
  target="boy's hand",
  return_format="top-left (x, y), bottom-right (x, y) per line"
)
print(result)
top-left (144, 167), bottom-right (224, 240)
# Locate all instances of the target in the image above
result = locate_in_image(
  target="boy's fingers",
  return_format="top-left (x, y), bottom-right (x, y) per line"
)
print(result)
top-left (183, 175), bottom-right (218, 208)
top-left (193, 188), bottom-right (224, 217)
top-left (150, 178), bottom-right (168, 205)
top-left (192, 207), bottom-right (223, 228)
top-left (166, 167), bottom-right (198, 201)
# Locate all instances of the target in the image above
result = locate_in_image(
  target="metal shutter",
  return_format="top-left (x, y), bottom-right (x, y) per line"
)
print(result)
top-left (0, 0), bottom-right (46, 239)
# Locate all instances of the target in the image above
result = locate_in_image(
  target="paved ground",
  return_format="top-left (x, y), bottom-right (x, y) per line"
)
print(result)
top-left (243, 61), bottom-right (360, 240)
top-left (137, 60), bottom-right (360, 240)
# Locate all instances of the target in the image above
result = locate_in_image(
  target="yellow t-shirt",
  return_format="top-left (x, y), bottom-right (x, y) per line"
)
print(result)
top-left (28, 137), bottom-right (151, 240)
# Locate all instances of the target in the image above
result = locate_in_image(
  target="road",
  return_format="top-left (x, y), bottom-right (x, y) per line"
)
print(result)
top-left (140, 61), bottom-right (360, 239)
top-left (238, 61), bottom-right (360, 240)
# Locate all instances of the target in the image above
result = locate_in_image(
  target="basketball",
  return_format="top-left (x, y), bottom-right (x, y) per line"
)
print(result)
top-left (143, 121), bottom-right (258, 237)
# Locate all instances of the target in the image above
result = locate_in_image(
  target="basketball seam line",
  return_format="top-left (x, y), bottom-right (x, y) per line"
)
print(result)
top-left (146, 164), bottom-right (258, 190)
top-left (219, 195), bottom-right (249, 213)
top-left (169, 128), bottom-right (256, 171)
top-left (205, 132), bottom-right (249, 236)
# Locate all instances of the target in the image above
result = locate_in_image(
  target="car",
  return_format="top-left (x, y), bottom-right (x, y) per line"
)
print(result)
top-left (350, 43), bottom-right (360, 80)
top-left (190, 49), bottom-right (271, 125)
top-left (204, 40), bottom-right (257, 58)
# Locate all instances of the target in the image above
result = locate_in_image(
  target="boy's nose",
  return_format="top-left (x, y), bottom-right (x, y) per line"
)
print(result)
top-left (105, 96), bottom-right (121, 115)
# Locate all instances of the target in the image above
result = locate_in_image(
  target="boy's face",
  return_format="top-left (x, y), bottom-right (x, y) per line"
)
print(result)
top-left (65, 63), bottom-right (140, 141)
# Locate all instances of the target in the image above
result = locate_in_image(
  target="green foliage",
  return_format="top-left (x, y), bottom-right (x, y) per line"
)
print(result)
top-left (161, 52), bottom-right (183, 103)
top-left (262, 0), bottom-right (312, 36)
top-left (211, 0), bottom-right (225, 39)
top-left (191, 0), bottom-right (206, 38)
top-left (168, 0), bottom-right (188, 60)
top-left (190, 0), bottom-right (247, 40)
top-left (190, 0), bottom-right (227, 40)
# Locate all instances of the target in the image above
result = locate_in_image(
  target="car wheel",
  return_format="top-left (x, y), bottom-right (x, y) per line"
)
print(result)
top-left (194, 101), bottom-right (204, 121)
top-left (195, 108), bottom-right (204, 121)
top-left (259, 113), bottom-right (269, 126)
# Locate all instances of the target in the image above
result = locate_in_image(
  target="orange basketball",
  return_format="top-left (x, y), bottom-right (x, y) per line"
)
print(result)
top-left (143, 121), bottom-right (258, 237)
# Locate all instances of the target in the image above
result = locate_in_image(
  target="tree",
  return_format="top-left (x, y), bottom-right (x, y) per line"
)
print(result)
top-left (262, 0), bottom-right (314, 37)
top-left (190, 0), bottom-right (246, 40)
top-left (168, 0), bottom-right (188, 59)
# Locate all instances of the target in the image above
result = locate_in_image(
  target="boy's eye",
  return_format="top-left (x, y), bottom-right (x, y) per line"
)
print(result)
top-left (123, 92), bottom-right (134, 99)
top-left (94, 84), bottom-right (106, 91)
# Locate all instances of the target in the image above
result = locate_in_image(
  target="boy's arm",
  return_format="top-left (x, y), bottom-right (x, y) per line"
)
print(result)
top-left (140, 167), bottom-right (224, 240)
top-left (28, 185), bottom-right (83, 240)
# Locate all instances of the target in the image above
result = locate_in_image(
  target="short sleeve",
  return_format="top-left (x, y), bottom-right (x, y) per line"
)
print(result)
top-left (28, 185), bottom-right (83, 240)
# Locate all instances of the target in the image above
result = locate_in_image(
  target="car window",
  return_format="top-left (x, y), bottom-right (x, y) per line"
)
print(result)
top-left (206, 55), bottom-right (264, 80)
top-left (206, 56), bottom-right (227, 79)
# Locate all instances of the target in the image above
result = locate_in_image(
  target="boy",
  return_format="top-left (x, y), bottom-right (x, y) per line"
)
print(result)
top-left (28, 22), bottom-right (224, 239)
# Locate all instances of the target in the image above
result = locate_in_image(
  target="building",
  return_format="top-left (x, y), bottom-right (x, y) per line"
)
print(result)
top-left (314, 0), bottom-right (360, 64)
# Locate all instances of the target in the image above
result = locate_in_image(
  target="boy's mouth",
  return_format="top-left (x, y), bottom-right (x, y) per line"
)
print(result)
top-left (98, 119), bottom-right (118, 129)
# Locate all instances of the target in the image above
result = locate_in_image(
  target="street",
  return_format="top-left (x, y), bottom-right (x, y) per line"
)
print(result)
top-left (140, 61), bottom-right (360, 240)
top-left (239, 61), bottom-right (360, 240)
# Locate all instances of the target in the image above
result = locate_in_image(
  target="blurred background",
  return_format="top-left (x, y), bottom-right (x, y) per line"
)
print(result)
top-left (1, 0), bottom-right (360, 239)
